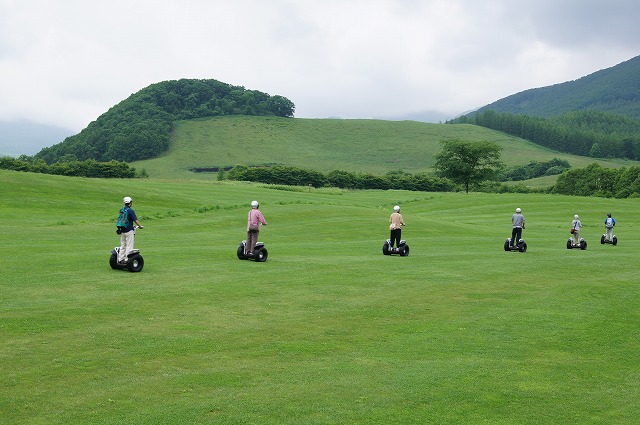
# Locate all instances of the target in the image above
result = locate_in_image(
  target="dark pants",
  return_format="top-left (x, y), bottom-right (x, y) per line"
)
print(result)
top-left (511, 227), bottom-right (522, 244)
top-left (390, 229), bottom-right (402, 248)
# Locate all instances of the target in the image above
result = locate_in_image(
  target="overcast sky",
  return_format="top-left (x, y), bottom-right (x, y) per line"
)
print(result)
top-left (1, 0), bottom-right (639, 132)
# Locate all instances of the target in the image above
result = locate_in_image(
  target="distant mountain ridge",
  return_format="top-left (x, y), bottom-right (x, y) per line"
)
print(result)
top-left (473, 55), bottom-right (640, 119)
top-left (374, 109), bottom-right (451, 123)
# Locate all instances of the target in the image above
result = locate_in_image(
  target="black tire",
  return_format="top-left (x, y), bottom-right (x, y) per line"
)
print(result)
top-left (504, 240), bottom-right (511, 251)
top-left (127, 254), bottom-right (144, 272)
top-left (566, 239), bottom-right (573, 249)
top-left (612, 236), bottom-right (618, 246)
top-left (519, 242), bottom-right (527, 252)
top-left (254, 248), bottom-right (268, 262)
top-left (237, 244), bottom-right (247, 260)
top-left (601, 235), bottom-right (606, 244)
top-left (109, 252), bottom-right (119, 269)
top-left (383, 241), bottom-right (391, 255)
top-left (580, 240), bottom-right (587, 250)
top-left (399, 245), bottom-right (410, 257)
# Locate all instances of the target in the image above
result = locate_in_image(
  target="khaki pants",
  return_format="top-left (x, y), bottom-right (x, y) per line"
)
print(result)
top-left (118, 230), bottom-right (135, 262)
top-left (246, 229), bottom-right (259, 255)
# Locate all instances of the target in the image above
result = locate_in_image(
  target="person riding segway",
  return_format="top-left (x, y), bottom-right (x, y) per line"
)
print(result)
top-left (504, 207), bottom-right (527, 252)
top-left (237, 200), bottom-right (268, 262)
top-left (383, 205), bottom-right (409, 256)
top-left (110, 196), bottom-right (144, 272)
top-left (601, 213), bottom-right (618, 245)
top-left (567, 214), bottom-right (587, 250)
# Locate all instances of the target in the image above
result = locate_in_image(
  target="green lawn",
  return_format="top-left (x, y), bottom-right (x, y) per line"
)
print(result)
top-left (1, 169), bottom-right (639, 424)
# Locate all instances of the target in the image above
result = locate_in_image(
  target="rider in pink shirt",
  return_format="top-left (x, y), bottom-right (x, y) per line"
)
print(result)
top-left (246, 200), bottom-right (267, 255)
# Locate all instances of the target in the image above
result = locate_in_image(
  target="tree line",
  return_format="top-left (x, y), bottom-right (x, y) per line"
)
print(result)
top-left (225, 165), bottom-right (455, 192)
top-left (499, 158), bottom-right (570, 181)
top-left (0, 156), bottom-right (140, 178)
top-left (223, 141), bottom-right (546, 193)
top-left (553, 163), bottom-right (640, 198)
top-left (450, 110), bottom-right (640, 160)
top-left (223, 162), bottom-right (640, 198)
top-left (34, 79), bottom-right (296, 164)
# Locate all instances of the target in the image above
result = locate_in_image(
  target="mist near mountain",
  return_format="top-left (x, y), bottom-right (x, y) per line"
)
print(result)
top-left (0, 120), bottom-right (74, 156)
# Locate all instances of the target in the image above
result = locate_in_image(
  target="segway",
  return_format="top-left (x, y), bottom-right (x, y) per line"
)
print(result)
top-left (504, 238), bottom-right (527, 252)
top-left (382, 239), bottom-right (409, 256)
top-left (600, 234), bottom-right (618, 245)
top-left (237, 241), bottom-right (268, 262)
top-left (566, 237), bottom-right (587, 250)
top-left (109, 227), bottom-right (144, 272)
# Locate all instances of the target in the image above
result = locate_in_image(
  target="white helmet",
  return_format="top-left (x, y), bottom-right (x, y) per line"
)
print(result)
top-left (123, 196), bottom-right (132, 204)
top-left (251, 200), bottom-right (259, 208)
top-left (574, 214), bottom-right (579, 219)
top-left (515, 208), bottom-right (521, 213)
top-left (393, 205), bottom-right (400, 212)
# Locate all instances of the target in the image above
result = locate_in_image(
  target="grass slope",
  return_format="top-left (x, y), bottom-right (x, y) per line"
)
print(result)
top-left (1, 169), bottom-right (639, 424)
top-left (132, 116), bottom-right (638, 180)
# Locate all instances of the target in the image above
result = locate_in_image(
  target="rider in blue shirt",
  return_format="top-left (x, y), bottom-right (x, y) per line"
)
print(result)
top-left (604, 213), bottom-right (616, 242)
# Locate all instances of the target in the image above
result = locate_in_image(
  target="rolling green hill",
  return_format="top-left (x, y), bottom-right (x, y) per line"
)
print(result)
top-left (2, 169), bottom-right (639, 423)
top-left (132, 115), bottom-right (639, 180)
top-left (34, 79), bottom-right (295, 164)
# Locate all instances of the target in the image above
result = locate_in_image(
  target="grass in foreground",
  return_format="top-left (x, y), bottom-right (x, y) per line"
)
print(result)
top-left (1, 170), bottom-right (639, 424)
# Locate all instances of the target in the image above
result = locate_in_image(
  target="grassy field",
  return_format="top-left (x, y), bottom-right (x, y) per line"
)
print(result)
top-left (1, 169), bottom-right (639, 424)
top-left (132, 116), bottom-right (639, 180)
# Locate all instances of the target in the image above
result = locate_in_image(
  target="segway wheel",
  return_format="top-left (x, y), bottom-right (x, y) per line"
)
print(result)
top-left (518, 242), bottom-right (527, 252)
top-left (612, 236), bottom-right (618, 246)
top-left (237, 243), bottom-right (247, 260)
top-left (383, 241), bottom-right (391, 255)
top-left (566, 239), bottom-right (573, 249)
top-left (109, 252), bottom-right (119, 269)
top-left (254, 247), bottom-right (268, 262)
top-left (580, 240), bottom-right (587, 250)
top-left (127, 254), bottom-right (144, 272)
top-left (399, 244), bottom-right (410, 257)
top-left (601, 235), bottom-right (606, 244)
top-left (504, 239), bottom-right (511, 251)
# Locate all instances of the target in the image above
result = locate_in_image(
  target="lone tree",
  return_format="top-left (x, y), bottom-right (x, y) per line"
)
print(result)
top-left (434, 140), bottom-right (504, 192)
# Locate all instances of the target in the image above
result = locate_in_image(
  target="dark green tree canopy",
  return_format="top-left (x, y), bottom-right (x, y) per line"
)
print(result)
top-left (434, 140), bottom-right (504, 192)
top-left (35, 79), bottom-right (296, 164)
top-left (554, 163), bottom-right (640, 198)
top-left (451, 109), bottom-right (640, 160)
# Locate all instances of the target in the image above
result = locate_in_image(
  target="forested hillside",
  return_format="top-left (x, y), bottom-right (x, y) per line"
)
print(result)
top-left (34, 79), bottom-right (295, 164)
top-left (450, 55), bottom-right (640, 160)
top-left (472, 55), bottom-right (640, 119)
top-left (452, 110), bottom-right (640, 160)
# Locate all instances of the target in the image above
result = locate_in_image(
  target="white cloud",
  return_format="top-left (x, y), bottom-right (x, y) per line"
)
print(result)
top-left (0, 0), bottom-right (638, 131)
